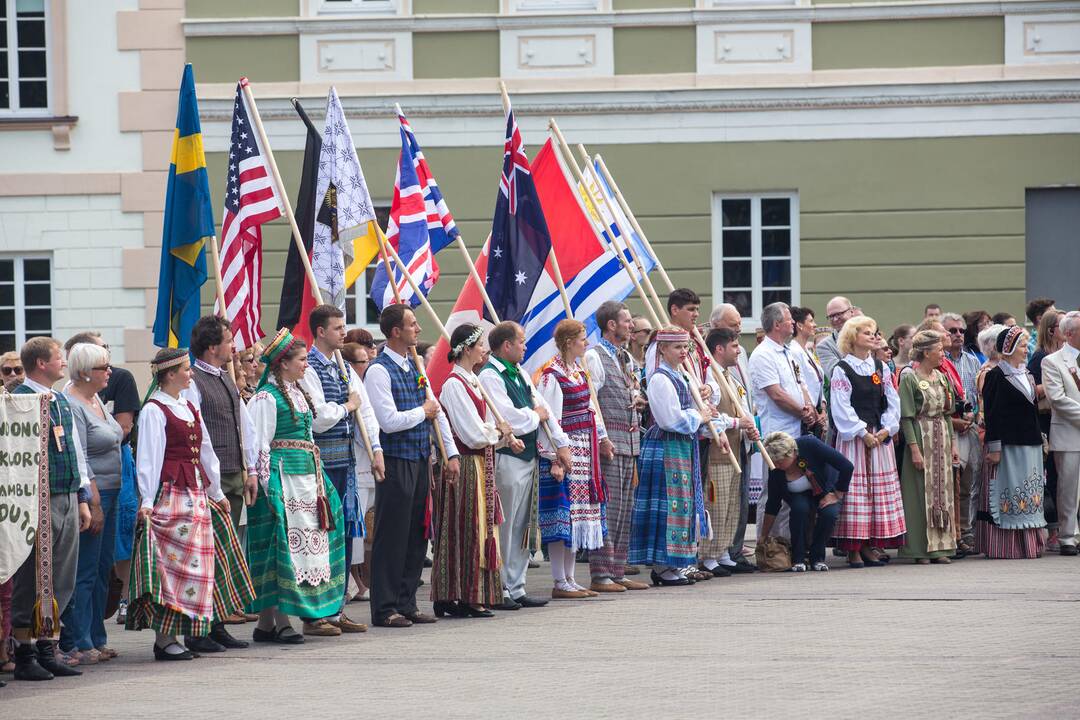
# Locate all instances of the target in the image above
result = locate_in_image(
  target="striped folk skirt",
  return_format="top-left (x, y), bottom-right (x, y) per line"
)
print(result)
top-left (539, 429), bottom-right (606, 551)
top-left (209, 501), bottom-right (256, 619)
top-left (628, 427), bottom-right (705, 569)
top-left (698, 455), bottom-right (742, 560)
top-left (832, 437), bottom-right (907, 551)
top-left (430, 451), bottom-right (503, 606)
top-left (127, 482), bottom-right (215, 637)
top-left (974, 444), bottom-right (1046, 559)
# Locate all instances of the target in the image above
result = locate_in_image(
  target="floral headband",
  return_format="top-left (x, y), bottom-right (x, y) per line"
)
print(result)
top-left (450, 326), bottom-right (484, 359)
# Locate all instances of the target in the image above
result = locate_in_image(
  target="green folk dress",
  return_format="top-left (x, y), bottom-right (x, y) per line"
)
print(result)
top-left (898, 368), bottom-right (958, 560)
top-left (246, 381), bottom-right (346, 617)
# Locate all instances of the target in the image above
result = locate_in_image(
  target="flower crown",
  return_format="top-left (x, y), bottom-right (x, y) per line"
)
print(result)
top-left (451, 326), bottom-right (484, 359)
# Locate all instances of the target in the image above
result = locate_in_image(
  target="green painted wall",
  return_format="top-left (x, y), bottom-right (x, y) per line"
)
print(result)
top-left (414, 0), bottom-right (499, 12)
top-left (187, 36), bottom-right (300, 83)
top-left (186, 0), bottom-right (298, 18)
top-left (614, 26), bottom-right (695, 75)
top-left (613, 0), bottom-right (694, 8)
top-left (813, 18), bottom-right (1005, 69)
top-left (203, 134), bottom-right (1080, 342)
top-left (413, 31), bottom-right (499, 79)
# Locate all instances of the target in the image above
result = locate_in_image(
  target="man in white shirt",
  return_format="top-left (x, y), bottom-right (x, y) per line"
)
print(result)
top-left (364, 305), bottom-right (459, 627)
top-left (480, 321), bottom-right (572, 609)
top-left (1043, 310), bottom-right (1080, 555)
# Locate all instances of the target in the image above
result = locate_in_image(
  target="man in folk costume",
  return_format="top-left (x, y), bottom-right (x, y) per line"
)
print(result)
top-left (181, 315), bottom-right (259, 647)
top-left (9, 337), bottom-right (91, 681)
top-left (699, 327), bottom-right (760, 575)
top-left (583, 302), bottom-right (649, 593)
top-left (298, 304), bottom-right (381, 634)
top-left (128, 347), bottom-right (255, 661)
top-left (479, 321), bottom-right (571, 610)
top-left (364, 304), bottom-right (458, 628)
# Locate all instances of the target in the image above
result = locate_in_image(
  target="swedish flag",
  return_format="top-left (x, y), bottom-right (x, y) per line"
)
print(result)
top-left (152, 64), bottom-right (214, 349)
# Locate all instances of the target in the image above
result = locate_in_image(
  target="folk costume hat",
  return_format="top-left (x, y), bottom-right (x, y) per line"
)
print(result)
top-left (140, 346), bottom-right (190, 406)
top-left (653, 327), bottom-right (690, 372)
top-left (258, 327), bottom-right (301, 388)
top-left (996, 326), bottom-right (1025, 356)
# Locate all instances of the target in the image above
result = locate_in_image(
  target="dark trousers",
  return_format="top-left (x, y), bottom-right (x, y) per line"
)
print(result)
top-left (370, 456), bottom-right (430, 624)
top-left (12, 493), bottom-right (79, 640)
top-left (324, 465), bottom-right (354, 593)
top-left (788, 492), bottom-right (841, 565)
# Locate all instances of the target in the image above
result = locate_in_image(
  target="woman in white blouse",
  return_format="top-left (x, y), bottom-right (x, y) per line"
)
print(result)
top-left (829, 316), bottom-right (907, 568)
top-left (433, 324), bottom-right (522, 618)
top-left (130, 348), bottom-right (253, 661)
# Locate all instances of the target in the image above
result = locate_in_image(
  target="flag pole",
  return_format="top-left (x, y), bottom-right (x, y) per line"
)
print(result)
top-left (547, 120), bottom-right (736, 470)
top-left (241, 80), bottom-right (376, 467)
top-left (580, 148), bottom-right (771, 469)
top-left (371, 226), bottom-right (452, 465)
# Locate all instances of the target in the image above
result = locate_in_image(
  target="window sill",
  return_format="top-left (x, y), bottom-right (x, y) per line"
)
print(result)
top-left (0, 115), bottom-right (79, 151)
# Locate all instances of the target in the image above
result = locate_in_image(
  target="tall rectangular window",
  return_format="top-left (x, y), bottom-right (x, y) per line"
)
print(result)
top-left (344, 204), bottom-right (389, 332)
top-left (0, 0), bottom-right (49, 113)
top-left (711, 193), bottom-right (799, 326)
top-left (0, 256), bottom-right (52, 353)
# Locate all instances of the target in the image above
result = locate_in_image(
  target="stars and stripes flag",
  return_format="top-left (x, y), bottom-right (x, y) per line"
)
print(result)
top-left (485, 105), bottom-right (553, 324)
top-left (216, 77), bottom-right (284, 349)
top-left (369, 111), bottom-right (450, 309)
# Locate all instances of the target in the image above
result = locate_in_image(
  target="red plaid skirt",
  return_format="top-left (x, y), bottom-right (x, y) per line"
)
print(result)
top-left (832, 437), bottom-right (906, 550)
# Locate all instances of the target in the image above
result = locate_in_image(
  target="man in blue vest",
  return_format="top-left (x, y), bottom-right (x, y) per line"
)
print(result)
top-left (9, 336), bottom-right (91, 681)
top-left (479, 321), bottom-right (572, 610)
top-left (364, 304), bottom-right (458, 627)
top-left (299, 304), bottom-right (382, 635)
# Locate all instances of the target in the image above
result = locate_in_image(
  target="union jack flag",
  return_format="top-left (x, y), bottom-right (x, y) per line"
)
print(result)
top-left (499, 113), bottom-right (531, 215)
top-left (217, 78), bottom-right (283, 349)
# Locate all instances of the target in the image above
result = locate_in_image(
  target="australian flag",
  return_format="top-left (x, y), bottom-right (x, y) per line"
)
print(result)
top-left (485, 107), bottom-right (553, 324)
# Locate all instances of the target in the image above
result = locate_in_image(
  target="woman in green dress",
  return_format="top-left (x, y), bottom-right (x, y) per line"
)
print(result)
top-left (246, 329), bottom-right (346, 643)
top-left (898, 330), bottom-right (961, 564)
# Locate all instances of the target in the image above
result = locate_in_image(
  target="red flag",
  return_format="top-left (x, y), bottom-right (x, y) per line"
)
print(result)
top-left (427, 239), bottom-right (492, 396)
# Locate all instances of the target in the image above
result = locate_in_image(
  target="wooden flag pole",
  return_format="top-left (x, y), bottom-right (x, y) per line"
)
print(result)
top-left (371, 227), bottom-right (451, 465)
top-left (241, 81), bottom-right (376, 466)
top-left (581, 148), bottom-right (771, 469)
top-left (547, 120), bottom-right (735, 469)
top-left (590, 152), bottom-right (772, 470)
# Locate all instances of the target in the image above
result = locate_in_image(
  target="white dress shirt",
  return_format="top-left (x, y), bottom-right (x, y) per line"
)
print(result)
top-left (439, 366), bottom-right (501, 450)
top-left (298, 346), bottom-right (382, 450)
top-left (747, 335), bottom-right (805, 437)
top-left (23, 376), bottom-right (90, 490)
top-left (181, 358), bottom-right (259, 470)
top-left (136, 390), bottom-right (224, 509)
top-left (707, 363), bottom-right (755, 448)
top-left (647, 363), bottom-right (705, 436)
top-left (478, 359), bottom-right (569, 449)
top-left (829, 353), bottom-right (901, 441)
top-left (363, 346), bottom-right (457, 459)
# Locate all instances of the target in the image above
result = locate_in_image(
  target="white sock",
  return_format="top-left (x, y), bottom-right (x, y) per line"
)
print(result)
top-left (562, 545), bottom-right (578, 587)
top-left (660, 568), bottom-right (682, 581)
top-left (549, 542), bottom-right (567, 583)
top-left (155, 632), bottom-right (183, 653)
top-left (703, 558), bottom-right (719, 570)
top-left (718, 551), bottom-right (737, 567)
top-left (592, 577), bottom-right (615, 585)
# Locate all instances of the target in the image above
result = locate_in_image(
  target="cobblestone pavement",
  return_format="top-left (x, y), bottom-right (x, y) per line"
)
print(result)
top-left (3, 551), bottom-right (1078, 718)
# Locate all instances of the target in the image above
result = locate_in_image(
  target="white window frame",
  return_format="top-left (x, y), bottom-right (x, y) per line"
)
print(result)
top-left (344, 259), bottom-right (384, 334)
top-left (502, 0), bottom-right (606, 13)
top-left (308, 0), bottom-right (402, 16)
top-left (0, 254), bottom-right (53, 352)
top-left (0, 0), bottom-right (51, 116)
top-left (710, 192), bottom-right (800, 331)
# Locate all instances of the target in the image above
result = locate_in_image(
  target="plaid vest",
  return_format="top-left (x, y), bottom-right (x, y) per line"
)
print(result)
top-left (15, 384), bottom-right (79, 494)
top-left (594, 346), bottom-right (639, 457)
top-left (308, 348), bottom-right (354, 469)
top-left (487, 360), bottom-right (537, 462)
top-left (371, 352), bottom-right (430, 461)
top-left (191, 364), bottom-right (244, 473)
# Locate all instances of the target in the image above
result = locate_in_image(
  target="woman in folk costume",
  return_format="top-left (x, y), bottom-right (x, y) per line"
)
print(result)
top-left (829, 316), bottom-right (907, 568)
top-left (898, 331), bottom-right (960, 564)
top-left (433, 324), bottom-right (523, 618)
top-left (128, 348), bottom-right (254, 661)
top-left (628, 326), bottom-right (718, 587)
top-left (245, 329), bottom-right (346, 643)
top-left (537, 319), bottom-right (611, 600)
top-left (976, 326), bottom-right (1047, 558)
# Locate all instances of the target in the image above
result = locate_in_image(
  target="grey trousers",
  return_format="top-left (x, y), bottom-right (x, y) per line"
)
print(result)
top-left (495, 453), bottom-right (538, 600)
top-left (956, 429), bottom-right (981, 543)
top-left (11, 492), bottom-right (79, 639)
top-left (1054, 451), bottom-right (1080, 546)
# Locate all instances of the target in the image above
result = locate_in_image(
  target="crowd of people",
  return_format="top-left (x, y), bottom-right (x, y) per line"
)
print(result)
top-left (1, 290), bottom-right (1077, 684)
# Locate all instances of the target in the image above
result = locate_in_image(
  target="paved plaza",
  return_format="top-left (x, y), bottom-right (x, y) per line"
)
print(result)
top-left (4, 551), bottom-right (1078, 718)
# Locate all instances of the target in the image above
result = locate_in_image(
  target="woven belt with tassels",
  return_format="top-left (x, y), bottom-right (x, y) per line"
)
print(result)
top-left (268, 439), bottom-right (334, 531)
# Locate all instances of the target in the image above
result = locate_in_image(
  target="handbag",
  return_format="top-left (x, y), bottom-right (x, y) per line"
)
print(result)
top-left (755, 536), bottom-right (793, 572)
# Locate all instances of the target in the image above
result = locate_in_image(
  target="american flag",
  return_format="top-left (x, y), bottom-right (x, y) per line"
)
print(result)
top-left (217, 78), bottom-right (283, 349)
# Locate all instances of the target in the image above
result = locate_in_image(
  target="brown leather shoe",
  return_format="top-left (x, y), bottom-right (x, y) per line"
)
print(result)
top-left (589, 581), bottom-right (626, 593)
top-left (330, 615), bottom-right (368, 633)
top-left (222, 612), bottom-right (248, 625)
top-left (614, 578), bottom-right (650, 590)
top-left (403, 611), bottom-right (438, 624)
top-left (243, 612), bottom-right (259, 622)
top-left (302, 620), bottom-right (342, 637)
top-left (551, 587), bottom-right (589, 599)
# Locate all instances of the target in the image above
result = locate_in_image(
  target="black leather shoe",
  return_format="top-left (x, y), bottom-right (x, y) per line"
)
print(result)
top-left (153, 643), bottom-right (194, 661)
top-left (252, 626), bottom-right (305, 644)
top-left (35, 641), bottom-right (80, 677)
top-left (650, 570), bottom-right (690, 587)
top-left (700, 563), bottom-right (731, 578)
top-left (433, 601), bottom-right (468, 618)
top-left (1061, 544), bottom-right (1079, 556)
top-left (727, 562), bottom-right (756, 574)
top-left (209, 623), bottom-right (249, 649)
top-left (465, 606), bottom-right (495, 618)
top-left (515, 595), bottom-right (549, 608)
top-left (13, 643), bottom-right (52, 681)
top-left (184, 635), bottom-right (226, 654)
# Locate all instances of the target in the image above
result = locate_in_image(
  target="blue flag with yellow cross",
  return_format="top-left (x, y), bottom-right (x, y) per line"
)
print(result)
top-left (152, 63), bottom-right (214, 349)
